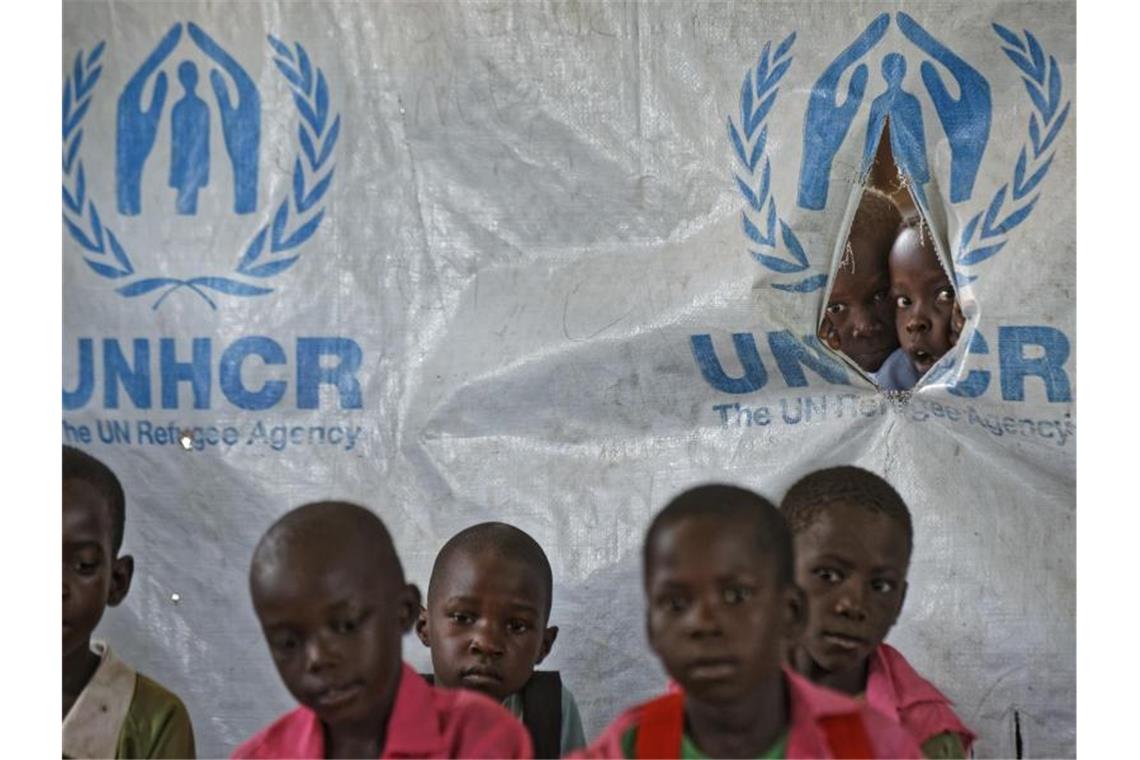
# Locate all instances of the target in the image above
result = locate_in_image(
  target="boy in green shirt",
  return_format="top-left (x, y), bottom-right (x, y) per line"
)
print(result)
top-left (63, 446), bottom-right (195, 758)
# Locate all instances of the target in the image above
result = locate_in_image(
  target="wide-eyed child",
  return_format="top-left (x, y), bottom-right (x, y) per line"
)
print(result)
top-left (820, 188), bottom-right (903, 374)
top-left (576, 484), bottom-right (919, 759)
top-left (781, 466), bottom-right (975, 757)
top-left (417, 522), bottom-right (586, 757)
top-left (233, 501), bottom-right (532, 759)
top-left (63, 445), bottom-right (196, 758)
top-left (874, 218), bottom-right (965, 390)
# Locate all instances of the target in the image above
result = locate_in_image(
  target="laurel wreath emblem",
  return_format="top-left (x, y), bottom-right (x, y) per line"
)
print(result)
top-left (728, 34), bottom-right (827, 294)
top-left (953, 25), bottom-right (1070, 286)
top-left (62, 34), bottom-right (340, 309)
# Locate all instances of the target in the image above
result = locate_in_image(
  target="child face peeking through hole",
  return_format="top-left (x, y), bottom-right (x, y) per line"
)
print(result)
top-left (821, 192), bottom-right (901, 373)
top-left (645, 512), bottom-right (802, 705)
top-left (889, 225), bottom-right (962, 375)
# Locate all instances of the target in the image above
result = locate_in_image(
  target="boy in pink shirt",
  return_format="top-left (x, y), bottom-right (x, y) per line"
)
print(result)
top-left (781, 466), bottom-right (975, 758)
top-left (576, 485), bottom-right (920, 759)
top-left (233, 501), bottom-right (532, 759)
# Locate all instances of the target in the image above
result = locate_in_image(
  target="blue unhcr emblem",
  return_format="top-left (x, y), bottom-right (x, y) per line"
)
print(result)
top-left (729, 13), bottom-right (1069, 293)
top-left (63, 23), bottom-right (340, 309)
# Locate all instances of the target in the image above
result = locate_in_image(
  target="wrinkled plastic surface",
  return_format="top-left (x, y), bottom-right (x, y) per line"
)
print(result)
top-left (62, 2), bottom-right (1074, 757)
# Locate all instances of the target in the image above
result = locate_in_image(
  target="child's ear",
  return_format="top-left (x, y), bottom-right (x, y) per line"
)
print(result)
top-left (535, 625), bottom-right (558, 665)
top-left (784, 583), bottom-right (807, 642)
top-left (819, 317), bottom-right (842, 350)
top-left (107, 554), bottom-right (134, 607)
top-left (891, 579), bottom-right (909, 625)
top-left (949, 302), bottom-right (965, 346)
top-left (415, 604), bottom-right (431, 647)
top-left (398, 583), bottom-right (422, 634)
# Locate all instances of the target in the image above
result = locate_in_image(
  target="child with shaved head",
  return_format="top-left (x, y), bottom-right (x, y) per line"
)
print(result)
top-left (781, 467), bottom-right (975, 758)
top-left (234, 502), bottom-right (532, 759)
top-left (578, 484), bottom-right (919, 758)
top-left (417, 522), bottom-right (586, 758)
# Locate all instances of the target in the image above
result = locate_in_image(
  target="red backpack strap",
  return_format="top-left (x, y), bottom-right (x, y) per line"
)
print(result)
top-left (818, 713), bottom-right (875, 759)
top-left (634, 692), bottom-right (686, 759)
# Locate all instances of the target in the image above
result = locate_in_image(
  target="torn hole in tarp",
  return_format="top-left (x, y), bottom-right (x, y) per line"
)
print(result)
top-left (817, 119), bottom-right (969, 393)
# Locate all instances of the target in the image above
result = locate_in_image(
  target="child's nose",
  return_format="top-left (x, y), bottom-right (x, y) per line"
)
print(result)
top-left (469, 624), bottom-right (505, 656)
top-left (849, 308), bottom-right (882, 338)
top-left (304, 635), bottom-right (337, 673)
top-left (835, 584), bottom-right (868, 621)
top-left (687, 594), bottom-right (724, 638)
top-left (905, 309), bottom-right (931, 333)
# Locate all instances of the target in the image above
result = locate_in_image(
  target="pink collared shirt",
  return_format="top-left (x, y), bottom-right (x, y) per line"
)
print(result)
top-left (233, 663), bottom-right (533, 759)
top-left (575, 666), bottom-right (921, 759)
top-left (864, 643), bottom-right (976, 754)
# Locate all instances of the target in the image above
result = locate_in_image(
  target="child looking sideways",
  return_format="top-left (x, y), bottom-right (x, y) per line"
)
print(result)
top-left (820, 188), bottom-right (903, 374)
top-left (62, 445), bottom-right (195, 759)
top-left (417, 522), bottom-right (586, 758)
top-left (233, 502), bottom-right (531, 759)
top-left (578, 484), bottom-right (919, 759)
top-left (781, 466), bottom-right (975, 758)
top-left (874, 218), bottom-right (965, 390)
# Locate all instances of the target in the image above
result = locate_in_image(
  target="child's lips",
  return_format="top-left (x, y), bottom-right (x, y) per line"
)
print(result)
top-left (821, 631), bottom-right (868, 651)
top-left (685, 657), bottom-right (739, 682)
top-left (313, 680), bottom-right (365, 709)
top-left (906, 343), bottom-right (938, 371)
top-left (459, 666), bottom-right (503, 687)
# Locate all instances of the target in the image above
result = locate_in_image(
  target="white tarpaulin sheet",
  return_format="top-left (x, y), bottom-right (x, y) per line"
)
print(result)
top-left (62, 2), bottom-right (1075, 756)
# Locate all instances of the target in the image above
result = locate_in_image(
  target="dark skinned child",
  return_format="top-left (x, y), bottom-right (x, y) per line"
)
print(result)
top-left (234, 501), bottom-right (532, 759)
top-left (62, 445), bottom-right (196, 758)
top-left (781, 466), bottom-right (975, 758)
top-left (874, 219), bottom-right (966, 390)
top-left (417, 522), bottom-right (586, 758)
top-left (576, 485), bottom-right (919, 759)
top-left (820, 188), bottom-right (903, 374)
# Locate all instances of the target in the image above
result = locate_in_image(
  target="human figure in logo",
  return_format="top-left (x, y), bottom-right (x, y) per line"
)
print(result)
top-left (864, 54), bottom-right (930, 209)
top-left (116, 24), bottom-right (182, 216)
top-left (188, 23), bottom-right (260, 214)
top-left (797, 14), bottom-right (889, 210)
top-left (169, 61), bottom-right (210, 215)
top-left (897, 12), bottom-right (992, 204)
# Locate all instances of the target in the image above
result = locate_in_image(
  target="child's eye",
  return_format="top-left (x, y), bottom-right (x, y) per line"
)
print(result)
top-left (825, 302), bottom-right (845, 316)
top-left (269, 632), bottom-right (300, 652)
top-left (814, 567), bottom-right (843, 584)
top-left (658, 595), bottom-right (689, 613)
top-left (936, 287), bottom-right (955, 303)
top-left (871, 579), bottom-right (897, 593)
top-left (872, 290), bottom-right (889, 304)
top-left (722, 586), bottom-right (753, 605)
top-left (331, 617), bottom-right (359, 635)
top-left (896, 295), bottom-right (911, 309)
top-left (507, 620), bottom-right (532, 635)
top-left (448, 612), bottom-right (476, 625)
top-left (72, 559), bottom-right (100, 575)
